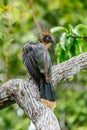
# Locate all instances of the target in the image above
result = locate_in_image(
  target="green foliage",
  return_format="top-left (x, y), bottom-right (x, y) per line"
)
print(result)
top-left (0, 0), bottom-right (87, 130)
top-left (51, 24), bottom-right (87, 62)
top-left (55, 74), bottom-right (87, 130)
top-left (0, 105), bottom-right (29, 130)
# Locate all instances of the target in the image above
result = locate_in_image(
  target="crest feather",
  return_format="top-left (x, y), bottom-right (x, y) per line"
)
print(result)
top-left (41, 30), bottom-right (52, 39)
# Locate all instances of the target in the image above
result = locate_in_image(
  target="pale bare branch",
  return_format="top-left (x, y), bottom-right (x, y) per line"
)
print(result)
top-left (0, 52), bottom-right (87, 130)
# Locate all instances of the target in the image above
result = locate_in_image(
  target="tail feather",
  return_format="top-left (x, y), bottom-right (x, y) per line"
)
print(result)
top-left (40, 78), bottom-right (56, 109)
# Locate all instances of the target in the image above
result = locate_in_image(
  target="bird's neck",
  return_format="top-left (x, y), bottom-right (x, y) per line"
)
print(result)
top-left (44, 42), bottom-right (51, 49)
top-left (40, 40), bottom-right (51, 49)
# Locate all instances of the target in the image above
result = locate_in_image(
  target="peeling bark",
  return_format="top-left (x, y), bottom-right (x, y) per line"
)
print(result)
top-left (0, 52), bottom-right (87, 130)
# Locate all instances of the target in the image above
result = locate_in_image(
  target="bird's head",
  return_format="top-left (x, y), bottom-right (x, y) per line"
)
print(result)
top-left (40, 30), bottom-right (54, 48)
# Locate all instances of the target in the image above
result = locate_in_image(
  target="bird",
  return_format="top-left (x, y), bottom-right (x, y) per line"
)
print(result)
top-left (22, 30), bottom-right (56, 109)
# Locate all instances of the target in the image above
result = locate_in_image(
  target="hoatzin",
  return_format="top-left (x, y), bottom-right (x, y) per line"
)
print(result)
top-left (22, 30), bottom-right (56, 109)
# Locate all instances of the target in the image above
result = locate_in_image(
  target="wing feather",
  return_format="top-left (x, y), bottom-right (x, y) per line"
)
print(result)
top-left (33, 43), bottom-right (52, 78)
top-left (22, 42), bottom-right (52, 82)
top-left (22, 42), bottom-right (41, 81)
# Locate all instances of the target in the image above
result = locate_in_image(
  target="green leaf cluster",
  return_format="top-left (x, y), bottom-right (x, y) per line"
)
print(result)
top-left (51, 24), bottom-right (87, 62)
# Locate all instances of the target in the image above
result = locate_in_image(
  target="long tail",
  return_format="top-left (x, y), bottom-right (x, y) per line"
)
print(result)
top-left (39, 78), bottom-right (56, 109)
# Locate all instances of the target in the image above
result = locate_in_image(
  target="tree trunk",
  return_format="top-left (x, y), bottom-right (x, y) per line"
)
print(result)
top-left (0, 52), bottom-right (87, 130)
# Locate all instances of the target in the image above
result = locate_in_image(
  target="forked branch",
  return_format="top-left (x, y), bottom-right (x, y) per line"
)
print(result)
top-left (0, 52), bottom-right (87, 130)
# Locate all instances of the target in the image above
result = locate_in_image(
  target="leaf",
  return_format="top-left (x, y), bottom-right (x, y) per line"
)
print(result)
top-left (50, 26), bottom-right (67, 34)
top-left (68, 24), bottom-right (73, 35)
top-left (74, 24), bottom-right (87, 36)
top-left (60, 32), bottom-right (67, 50)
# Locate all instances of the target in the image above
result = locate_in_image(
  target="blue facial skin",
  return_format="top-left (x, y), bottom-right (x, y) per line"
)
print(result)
top-left (44, 35), bottom-right (54, 44)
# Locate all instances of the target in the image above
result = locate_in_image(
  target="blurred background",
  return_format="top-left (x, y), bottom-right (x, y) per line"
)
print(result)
top-left (0, 0), bottom-right (87, 130)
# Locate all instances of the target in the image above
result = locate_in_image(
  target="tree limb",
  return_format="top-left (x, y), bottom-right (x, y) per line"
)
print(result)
top-left (0, 79), bottom-right (60, 130)
top-left (0, 52), bottom-right (87, 130)
top-left (52, 52), bottom-right (87, 86)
